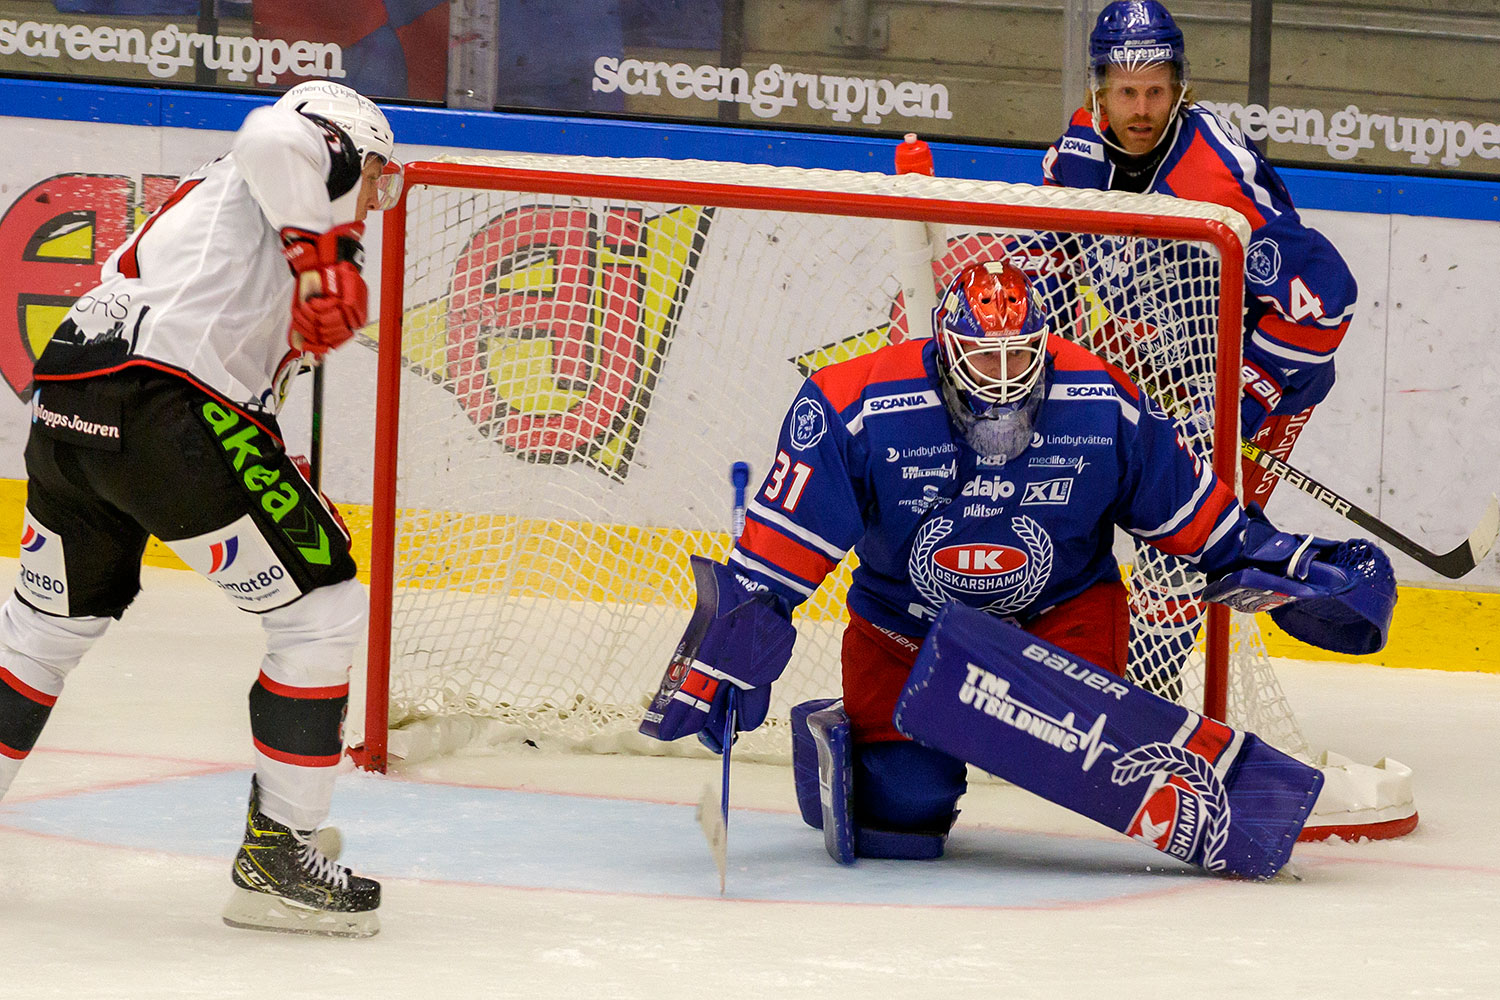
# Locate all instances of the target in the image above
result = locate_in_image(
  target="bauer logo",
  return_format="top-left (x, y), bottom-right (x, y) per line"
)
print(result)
top-left (1020, 643), bottom-right (1129, 700)
top-left (790, 397), bottom-right (828, 451)
top-left (434, 202), bottom-right (714, 482)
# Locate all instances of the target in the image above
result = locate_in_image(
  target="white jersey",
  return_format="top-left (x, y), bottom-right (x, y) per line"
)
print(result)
top-left (47, 105), bottom-right (356, 415)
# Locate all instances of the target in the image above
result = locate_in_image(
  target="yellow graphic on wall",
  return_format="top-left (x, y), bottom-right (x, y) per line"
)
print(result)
top-left (366, 203), bottom-right (712, 482)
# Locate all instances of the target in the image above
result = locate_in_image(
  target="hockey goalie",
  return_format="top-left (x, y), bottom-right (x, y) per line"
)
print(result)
top-left (640, 260), bottom-right (1397, 878)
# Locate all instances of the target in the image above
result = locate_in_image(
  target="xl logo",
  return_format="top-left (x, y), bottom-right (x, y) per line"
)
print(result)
top-left (1022, 478), bottom-right (1072, 506)
top-left (435, 203), bottom-right (713, 481)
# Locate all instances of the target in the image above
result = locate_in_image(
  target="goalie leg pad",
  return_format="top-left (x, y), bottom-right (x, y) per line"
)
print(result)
top-left (854, 741), bottom-right (966, 837)
top-left (806, 702), bottom-right (856, 865)
top-left (791, 698), bottom-right (840, 829)
top-left (894, 602), bottom-right (1323, 879)
top-left (793, 701), bottom-right (960, 862)
top-left (852, 739), bottom-right (960, 861)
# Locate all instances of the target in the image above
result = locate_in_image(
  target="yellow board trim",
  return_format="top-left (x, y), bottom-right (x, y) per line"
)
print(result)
top-left (0, 478), bottom-right (1490, 671)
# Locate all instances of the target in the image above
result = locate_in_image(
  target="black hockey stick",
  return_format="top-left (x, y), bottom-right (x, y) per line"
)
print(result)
top-left (309, 359), bottom-right (325, 491)
top-left (1241, 438), bottom-right (1499, 579)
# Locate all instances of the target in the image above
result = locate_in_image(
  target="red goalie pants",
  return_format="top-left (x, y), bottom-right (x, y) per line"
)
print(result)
top-left (842, 577), bottom-right (1129, 744)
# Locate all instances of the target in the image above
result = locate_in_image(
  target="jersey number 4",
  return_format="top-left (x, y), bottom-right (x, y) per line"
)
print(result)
top-left (1288, 276), bottom-right (1325, 321)
top-left (765, 451), bottom-right (813, 512)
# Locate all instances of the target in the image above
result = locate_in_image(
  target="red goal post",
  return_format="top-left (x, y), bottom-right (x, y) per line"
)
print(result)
top-left (351, 153), bottom-right (1267, 772)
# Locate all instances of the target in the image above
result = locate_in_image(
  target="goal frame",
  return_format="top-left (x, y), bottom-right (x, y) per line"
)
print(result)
top-left (349, 158), bottom-right (1247, 772)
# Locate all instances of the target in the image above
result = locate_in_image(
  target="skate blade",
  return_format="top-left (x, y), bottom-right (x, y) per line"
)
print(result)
top-left (222, 887), bottom-right (379, 938)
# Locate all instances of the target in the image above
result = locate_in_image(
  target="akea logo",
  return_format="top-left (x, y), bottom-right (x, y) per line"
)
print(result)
top-left (198, 402), bottom-right (330, 566)
top-left (431, 204), bottom-right (713, 482)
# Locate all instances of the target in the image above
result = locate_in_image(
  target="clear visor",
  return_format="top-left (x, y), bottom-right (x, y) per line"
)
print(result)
top-left (372, 157), bottom-right (405, 212)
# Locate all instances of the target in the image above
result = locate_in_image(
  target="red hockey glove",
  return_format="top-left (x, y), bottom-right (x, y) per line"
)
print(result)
top-left (280, 223), bottom-right (367, 355)
top-left (290, 455), bottom-right (351, 541)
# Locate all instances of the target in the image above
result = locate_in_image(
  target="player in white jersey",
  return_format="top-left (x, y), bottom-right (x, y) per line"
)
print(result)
top-left (0, 82), bottom-right (400, 938)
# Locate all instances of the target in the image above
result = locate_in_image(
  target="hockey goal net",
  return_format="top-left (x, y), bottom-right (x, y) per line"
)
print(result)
top-left (352, 152), bottom-right (1304, 771)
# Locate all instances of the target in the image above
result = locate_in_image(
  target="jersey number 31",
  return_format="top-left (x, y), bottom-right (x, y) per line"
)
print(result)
top-left (765, 451), bottom-right (813, 512)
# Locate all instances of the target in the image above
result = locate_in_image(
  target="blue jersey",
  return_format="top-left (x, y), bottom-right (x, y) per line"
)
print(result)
top-left (731, 338), bottom-right (1248, 637)
top-left (1042, 104), bottom-right (1357, 425)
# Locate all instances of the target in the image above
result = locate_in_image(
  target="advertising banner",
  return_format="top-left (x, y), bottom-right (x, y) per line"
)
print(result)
top-left (0, 0), bottom-right (447, 100)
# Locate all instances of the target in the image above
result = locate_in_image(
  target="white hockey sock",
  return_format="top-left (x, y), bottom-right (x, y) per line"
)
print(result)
top-left (253, 753), bottom-right (340, 831)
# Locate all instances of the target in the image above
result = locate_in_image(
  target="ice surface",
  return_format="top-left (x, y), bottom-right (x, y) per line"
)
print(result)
top-left (1, 561), bottom-right (1497, 999)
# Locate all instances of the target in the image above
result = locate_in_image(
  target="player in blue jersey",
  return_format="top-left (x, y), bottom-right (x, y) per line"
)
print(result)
top-left (640, 260), bottom-right (1393, 862)
top-left (1041, 0), bottom-right (1360, 697)
top-left (1042, 0), bottom-right (1356, 508)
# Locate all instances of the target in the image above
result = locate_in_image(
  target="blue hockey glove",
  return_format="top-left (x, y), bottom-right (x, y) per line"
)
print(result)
top-left (638, 556), bottom-right (796, 750)
top-left (1204, 506), bottom-right (1396, 654)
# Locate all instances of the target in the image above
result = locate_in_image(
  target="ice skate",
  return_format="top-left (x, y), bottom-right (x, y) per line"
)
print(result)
top-left (222, 777), bottom-right (380, 938)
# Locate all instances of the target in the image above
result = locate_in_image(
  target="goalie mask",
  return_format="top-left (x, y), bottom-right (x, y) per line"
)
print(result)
top-left (933, 261), bottom-right (1050, 461)
top-left (1087, 0), bottom-right (1190, 156)
top-left (275, 81), bottom-right (404, 215)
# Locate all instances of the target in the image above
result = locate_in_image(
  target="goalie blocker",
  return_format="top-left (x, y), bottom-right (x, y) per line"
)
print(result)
top-left (894, 602), bottom-right (1323, 879)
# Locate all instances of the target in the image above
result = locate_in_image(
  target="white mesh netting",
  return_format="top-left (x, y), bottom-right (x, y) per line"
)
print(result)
top-left (368, 153), bottom-right (1305, 764)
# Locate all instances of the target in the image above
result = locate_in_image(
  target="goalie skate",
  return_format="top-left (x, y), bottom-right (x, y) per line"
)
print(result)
top-left (222, 777), bottom-right (380, 938)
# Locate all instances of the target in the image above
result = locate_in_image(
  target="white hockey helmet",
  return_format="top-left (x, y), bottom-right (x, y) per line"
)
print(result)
top-left (275, 81), bottom-right (403, 210)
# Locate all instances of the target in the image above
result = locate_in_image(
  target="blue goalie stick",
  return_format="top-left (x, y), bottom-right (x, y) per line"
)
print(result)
top-left (697, 461), bottom-right (752, 893)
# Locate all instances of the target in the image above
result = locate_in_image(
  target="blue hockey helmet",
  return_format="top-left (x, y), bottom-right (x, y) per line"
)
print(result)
top-left (1088, 1), bottom-right (1188, 82)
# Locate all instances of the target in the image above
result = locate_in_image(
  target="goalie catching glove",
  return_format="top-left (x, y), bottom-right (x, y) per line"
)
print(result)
top-left (1204, 506), bottom-right (1396, 655)
top-left (280, 222), bottom-right (367, 354)
top-left (639, 556), bottom-right (797, 752)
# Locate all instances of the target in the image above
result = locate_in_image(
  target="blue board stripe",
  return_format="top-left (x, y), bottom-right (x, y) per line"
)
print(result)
top-left (4, 77), bottom-right (1499, 222)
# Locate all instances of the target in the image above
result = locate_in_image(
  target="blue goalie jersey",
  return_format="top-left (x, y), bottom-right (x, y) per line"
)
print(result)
top-left (731, 338), bottom-right (1250, 637)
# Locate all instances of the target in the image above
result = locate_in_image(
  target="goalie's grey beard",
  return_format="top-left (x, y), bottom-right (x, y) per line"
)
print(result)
top-left (939, 375), bottom-right (1045, 462)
